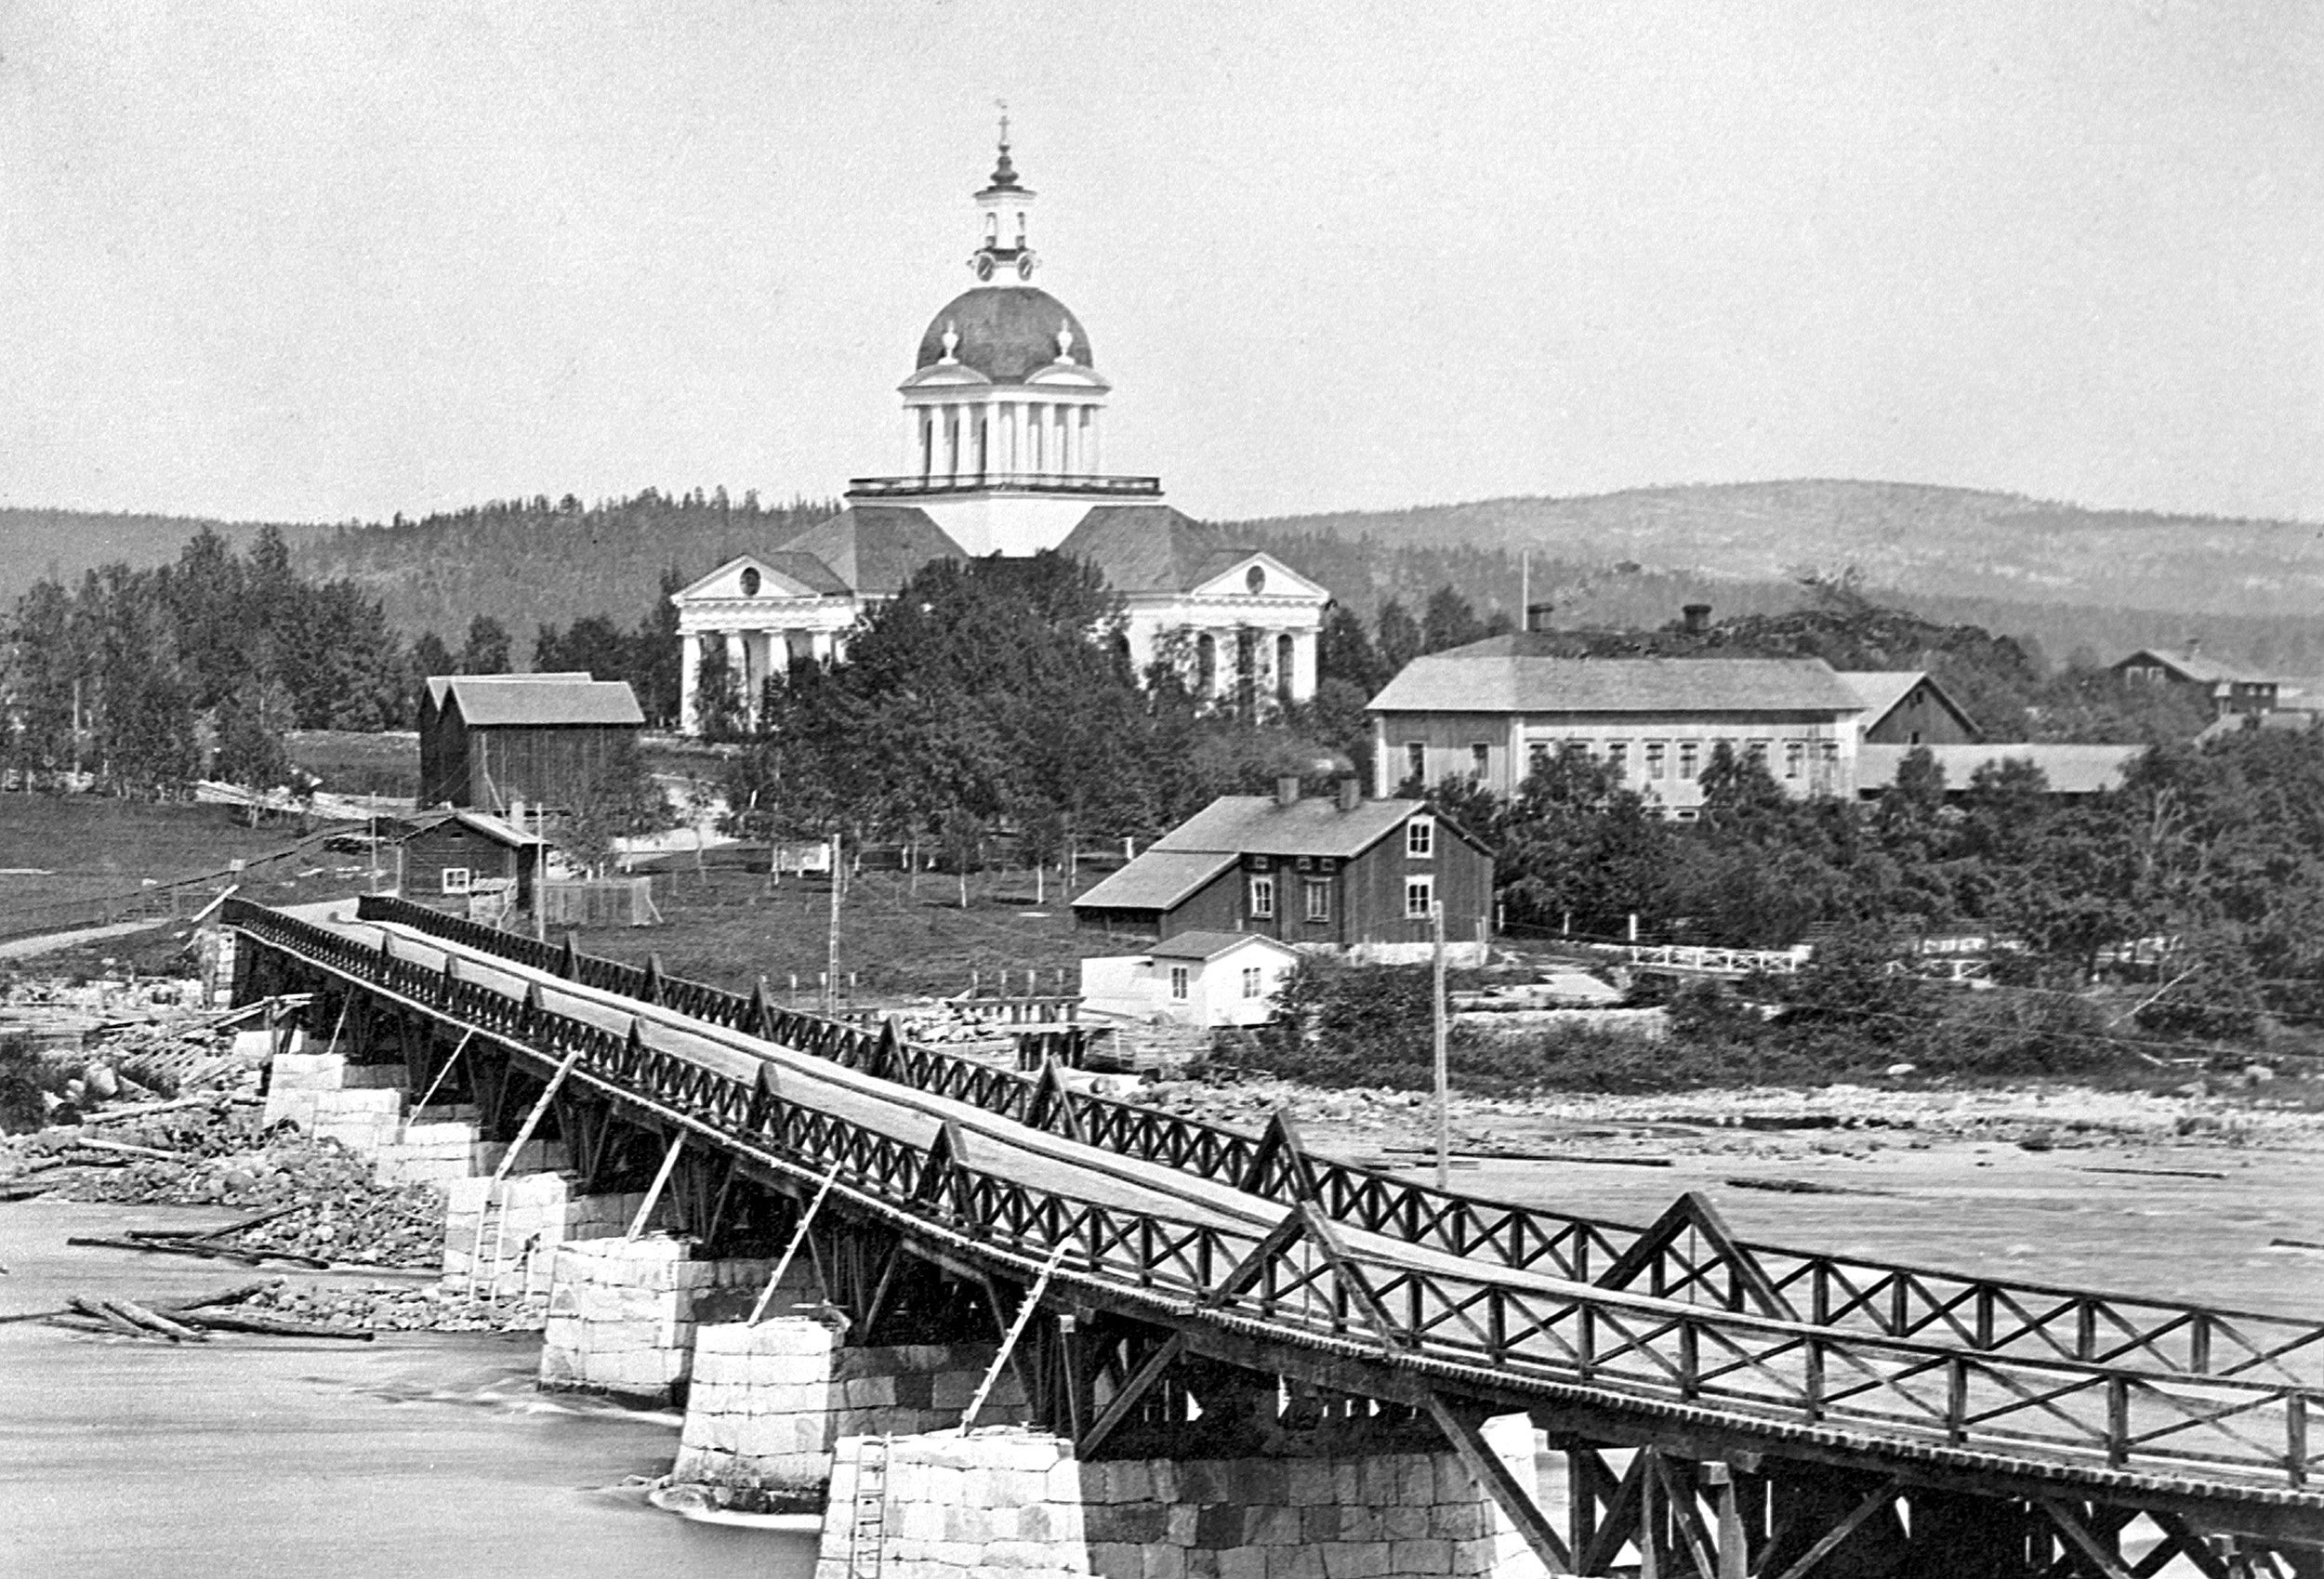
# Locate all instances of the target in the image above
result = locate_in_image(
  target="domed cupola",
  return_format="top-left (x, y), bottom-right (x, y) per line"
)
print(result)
top-left (846, 116), bottom-right (1164, 559)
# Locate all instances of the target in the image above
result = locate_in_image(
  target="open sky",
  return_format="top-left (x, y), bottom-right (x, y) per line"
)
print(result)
top-left (1, 0), bottom-right (2317, 527)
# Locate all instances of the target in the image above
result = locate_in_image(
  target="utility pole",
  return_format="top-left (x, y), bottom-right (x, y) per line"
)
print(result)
top-left (1433, 901), bottom-right (1449, 1191)
top-left (825, 831), bottom-right (843, 1016)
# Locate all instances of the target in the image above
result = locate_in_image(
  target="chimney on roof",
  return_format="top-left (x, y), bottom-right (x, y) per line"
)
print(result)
top-left (1525, 602), bottom-right (1555, 633)
top-left (1275, 775), bottom-right (1301, 809)
top-left (1337, 774), bottom-right (1362, 811)
top-left (2185, 636), bottom-right (2202, 659)
top-left (1683, 603), bottom-right (1712, 636)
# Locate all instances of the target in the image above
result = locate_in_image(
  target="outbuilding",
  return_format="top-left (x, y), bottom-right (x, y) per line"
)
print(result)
top-left (418, 673), bottom-right (645, 812)
top-left (1079, 930), bottom-right (1301, 1028)
top-left (393, 809), bottom-right (544, 915)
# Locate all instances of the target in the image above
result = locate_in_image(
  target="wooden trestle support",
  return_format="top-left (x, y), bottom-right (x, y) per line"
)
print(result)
top-left (228, 896), bottom-right (2324, 1577)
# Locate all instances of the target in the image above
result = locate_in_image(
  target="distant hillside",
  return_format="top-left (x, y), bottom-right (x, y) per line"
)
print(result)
top-left (13, 479), bottom-right (2324, 680)
top-left (291, 490), bottom-right (838, 642)
top-left (0, 508), bottom-right (325, 605)
top-left (1230, 480), bottom-right (2324, 621)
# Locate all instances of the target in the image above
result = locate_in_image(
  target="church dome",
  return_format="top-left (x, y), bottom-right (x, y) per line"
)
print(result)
top-left (917, 287), bottom-right (1094, 385)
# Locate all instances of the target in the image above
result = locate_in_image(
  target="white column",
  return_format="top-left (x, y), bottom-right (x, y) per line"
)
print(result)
top-left (1000, 402), bottom-right (1017, 479)
top-left (1052, 406), bottom-right (1068, 479)
top-left (809, 631), bottom-right (834, 665)
top-left (680, 631), bottom-right (702, 734)
top-left (1087, 407), bottom-right (1102, 475)
top-left (1291, 628), bottom-right (1319, 702)
top-left (913, 408), bottom-right (931, 479)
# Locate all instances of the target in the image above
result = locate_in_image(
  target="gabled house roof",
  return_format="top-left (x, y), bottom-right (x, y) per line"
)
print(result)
top-left (1070, 850), bottom-right (1238, 915)
top-left (1837, 670), bottom-right (1980, 739)
top-left (1147, 930), bottom-right (1301, 963)
top-left (775, 506), bottom-right (968, 596)
top-left (1370, 647), bottom-right (1864, 717)
top-left (2113, 648), bottom-right (2274, 688)
top-left (1152, 795), bottom-right (1441, 860)
top-left (396, 808), bottom-right (546, 847)
top-left (424, 674), bottom-right (645, 728)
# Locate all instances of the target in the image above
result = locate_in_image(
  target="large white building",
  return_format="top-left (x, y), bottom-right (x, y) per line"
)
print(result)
top-left (674, 130), bottom-right (1329, 734)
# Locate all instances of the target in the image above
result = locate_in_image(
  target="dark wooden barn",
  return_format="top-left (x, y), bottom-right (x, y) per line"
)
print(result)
top-left (393, 809), bottom-right (544, 915)
top-left (1072, 778), bottom-right (1494, 952)
top-left (417, 673), bottom-right (646, 811)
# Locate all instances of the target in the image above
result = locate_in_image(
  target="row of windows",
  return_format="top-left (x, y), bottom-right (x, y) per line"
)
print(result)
top-left (1248, 873), bottom-right (1436, 921)
top-left (1412, 738), bottom-right (1841, 785)
top-left (1169, 965), bottom-right (1271, 1000)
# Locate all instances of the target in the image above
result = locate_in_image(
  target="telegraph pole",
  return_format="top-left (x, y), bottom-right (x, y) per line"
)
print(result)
top-left (825, 832), bottom-right (843, 1015)
top-left (1433, 901), bottom-right (1449, 1191)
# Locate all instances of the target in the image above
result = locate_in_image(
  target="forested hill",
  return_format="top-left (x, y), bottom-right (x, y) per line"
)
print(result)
top-left (0, 507), bottom-right (324, 606)
top-left (1228, 480), bottom-right (2324, 622)
top-left (291, 489), bottom-right (838, 641)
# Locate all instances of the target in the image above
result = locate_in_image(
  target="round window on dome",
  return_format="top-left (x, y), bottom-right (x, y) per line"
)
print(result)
top-left (1245, 565), bottom-right (1267, 596)
top-left (740, 568), bottom-right (761, 597)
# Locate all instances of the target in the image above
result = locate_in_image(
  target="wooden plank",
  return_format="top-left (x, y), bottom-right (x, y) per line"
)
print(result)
top-left (1763, 1478), bottom-right (1900, 1579)
top-left (2039, 1501), bottom-right (2136, 1579)
top-left (1077, 1332), bottom-right (1187, 1456)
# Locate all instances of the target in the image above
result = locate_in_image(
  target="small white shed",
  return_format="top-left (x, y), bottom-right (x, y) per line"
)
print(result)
top-left (1079, 930), bottom-right (1301, 1028)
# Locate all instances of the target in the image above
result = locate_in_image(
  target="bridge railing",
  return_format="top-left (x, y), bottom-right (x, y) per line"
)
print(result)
top-left (330, 895), bottom-right (2324, 1388)
top-left (234, 898), bottom-right (2324, 1493)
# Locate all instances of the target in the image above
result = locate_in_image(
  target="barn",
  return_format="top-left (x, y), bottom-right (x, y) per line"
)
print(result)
top-left (417, 673), bottom-right (646, 811)
top-left (1072, 777), bottom-right (1494, 960)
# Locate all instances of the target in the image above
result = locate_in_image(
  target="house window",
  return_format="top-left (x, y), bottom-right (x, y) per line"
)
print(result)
top-left (1678, 741), bottom-right (1700, 779)
top-left (1470, 743), bottom-right (1489, 780)
top-left (1303, 878), bottom-right (1331, 922)
top-left (1241, 966), bottom-right (1263, 998)
top-left (1784, 742), bottom-right (1805, 780)
top-left (1527, 743), bottom-right (1549, 778)
top-left (1248, 875), bottom-right (1275, 919)
top-left (441, 867), bottom-right (471, 895)
top-left (1405, 875), bottom-right (1434, 919)
top-left (1405, 742), bottom-right (1425, 785)
top-left (1169, 966), bottom-right (1189, 1000)
top-left (1644, 741), bottom-right (1668, 779)
top-left (1406, 817), bottom-right (1434, 858)
top-left (1747, 740), bottom-right (1770, 765)
top-left (1606, 741), bottom-right (1630, 778)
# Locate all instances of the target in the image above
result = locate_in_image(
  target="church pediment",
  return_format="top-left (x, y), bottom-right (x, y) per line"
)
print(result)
top-left (1182, 552), bottom-right (1330, 604)
top-left (900, 363), bottom-right (995, 391)
top-left (673, 554), bottom-right (843, 605)
top-left (1021, 362), bottom-right (1111, 390)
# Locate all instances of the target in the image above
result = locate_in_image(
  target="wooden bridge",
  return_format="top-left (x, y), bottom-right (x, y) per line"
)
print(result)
top-left (224, 895), bottom-right (2324, 1577)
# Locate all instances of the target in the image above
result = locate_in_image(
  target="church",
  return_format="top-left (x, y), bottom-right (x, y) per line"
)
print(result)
top-left (671, 129), bottom-right (1331, 735)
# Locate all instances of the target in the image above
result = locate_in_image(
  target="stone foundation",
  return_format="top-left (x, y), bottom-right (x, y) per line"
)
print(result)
top-left (442, 1170), bottom-right (621, 1298)
top-left (813, 1424), bottom-right (1546, 1579)
top-left (671, 1317), bottom-right (1026, 1507)
top-left (260, 1050), bottom-right (410, 1157)
top-left (538, 1234), bottom-right (777, 1403)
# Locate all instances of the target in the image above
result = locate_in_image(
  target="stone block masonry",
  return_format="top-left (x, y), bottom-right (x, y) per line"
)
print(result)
top-left (812, 1424), bottom-right (1548, 1579)
top-left (671, 1316), bottom-right (1027, 1509)
top-left (260, 1050), bottom-right (410, 1158)
top-left (442, 1170), bottom-right (624, 1298)
top-left (538, 1235), bottom-right (778, 1404)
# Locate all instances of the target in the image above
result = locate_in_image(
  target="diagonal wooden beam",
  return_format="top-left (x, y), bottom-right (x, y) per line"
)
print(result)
top-left (1578, 1451), bottom-right (1651, 1579)
top-left (1599, 1190), bottom-right (1798, 1321)
top-left (2040, 1501), bottom-right (2137, 1579)
top-left (1762, 1477), bottom-right (1901, 1579)
top-left (1420, 1393), bottom-right (1571, 1574)
top-left (1650, 1454), bottom-right (1721, 1579)
top-left (1032, 1059), bottom-right (1089, 1145)
top-left (914, 1120), bottom-right (966, 1205)
top-left (2142, 1513), bottom-right (2231, 1579)
top-left (1296, 1202), bottom-right (1406, 1349)
top-left (1078, 1331), bottom-right (1187, 1455)
top-left (1240, 1109), bottom-right (1321, 1202)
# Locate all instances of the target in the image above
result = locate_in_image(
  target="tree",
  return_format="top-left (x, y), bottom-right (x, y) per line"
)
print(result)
top-left (555, 743), bottom-right (670, 878)
top-left (460, 615), bottom-right (513, 676)
top-left (214, 678), bottom-right (296, 804)
top-left (412, 630), bottom-right (456, 680)
top-left (1420, 586), bottom-right (1487, 653)
top-left (1375, 599), bottom-right (1421, 677)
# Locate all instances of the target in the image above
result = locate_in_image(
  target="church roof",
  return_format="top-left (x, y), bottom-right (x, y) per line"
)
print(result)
top-left (776, 507), bottom-right (968, 597)
top-left (918, 286), bottom-right (1094, 384)
top-left (1057, 507), bottom-right (1256, 594)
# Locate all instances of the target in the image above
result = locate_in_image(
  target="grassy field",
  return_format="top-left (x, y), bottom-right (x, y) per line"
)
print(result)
top-left (563, 861), bottom-right (1138, 1004)
top-left (0, 794), bottom-right (386, 959)
top-left (287, 730), bottom-right (421, 800)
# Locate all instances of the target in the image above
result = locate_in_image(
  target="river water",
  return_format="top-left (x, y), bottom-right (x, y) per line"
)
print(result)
top-left (0, 1199), bottom-right (816, 1579)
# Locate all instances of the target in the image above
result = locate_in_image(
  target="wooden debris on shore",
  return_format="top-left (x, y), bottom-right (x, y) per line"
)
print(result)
top-left (45, 1278), bottom-right (369, 1342)
top-left (2078, 1165), bottom-right (2228, 1181)
top-left (1723, 1176), bottom-right (1891, 1197)
top-left (64, 1234), bottom-right (331, 1270)
top-left (1381, 1145), bottom-right (1674, 1168)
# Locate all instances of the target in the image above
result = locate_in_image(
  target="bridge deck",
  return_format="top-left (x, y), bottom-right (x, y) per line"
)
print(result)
top-left (230, 899), bottom-right (2324, 1520)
